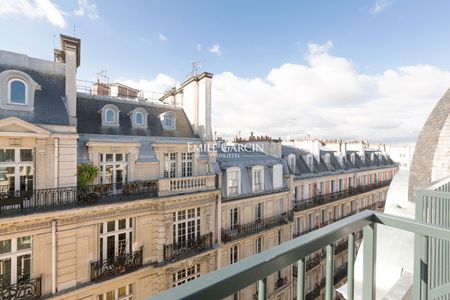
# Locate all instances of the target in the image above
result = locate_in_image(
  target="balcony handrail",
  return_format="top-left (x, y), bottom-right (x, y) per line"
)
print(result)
top-left (149, 210), bottom-right (450, 300)
top-left (90, 247), bottom-right (143, 282)
top-left (0, 276), bottom-right (42, 299)
top-left (163, 232), bottom-right (213, 262)
top-left (293, 179), bottom-right (392, 212)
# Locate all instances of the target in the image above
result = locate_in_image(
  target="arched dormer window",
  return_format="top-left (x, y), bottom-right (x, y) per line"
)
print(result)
top-left (0, 70), bottom-right (41, 111)
top-left (252, 165), bottom-right (264, 192)
top-left (100, 104), bottom-right (120, 126)
top-left (160, 111), bottom-right (176, 130)
top-left (128, 108), bottom-right (148, 128)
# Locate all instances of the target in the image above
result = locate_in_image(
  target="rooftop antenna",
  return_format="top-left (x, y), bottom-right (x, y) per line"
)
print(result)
top-left (73, 25), bottom-right (76, 37)
top-left (96, 70), bottom-right (109, 83)
top-left (186, 61), bottom-right (202, 78)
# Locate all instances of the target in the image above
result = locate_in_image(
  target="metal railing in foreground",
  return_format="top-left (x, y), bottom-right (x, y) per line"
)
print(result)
top-left (149, 210), bottom-right (450, 300)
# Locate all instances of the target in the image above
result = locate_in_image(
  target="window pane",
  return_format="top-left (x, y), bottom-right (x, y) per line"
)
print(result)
top-left (17, 236), bottom-right (31, 250)
top-left (0, 258), bottom-right (11, 285)
top-left (118, 286), bottom-right (126, 297)
top-left (17, 254), bottom-right (31, 280)
top-left (106, 154), bottom-right (113, 162)
top-left (116, 154), bottom-right (123, 162)
top-left (10, 80), bottom-right (26, 104)
top-left (106, 110), bottom-right (115, 123)
top-left (106, 290), bottom-right (115, 300)
top-left (0, 167), bottom-right (15, 189)
top-left (135, 112), bottom-right (144, 125)
top-left (0, 149), bottom-right (15, 162)
top-left (20, 166), bottom-right (33, 191)
top-left (118, 219), bottom-right (126, 230)
top-left (107, 221), bottom-right (115, 232)
top-left (0, 240), bottom-right (11, 254)
top-left (20, 149), bottom-right (33, 162)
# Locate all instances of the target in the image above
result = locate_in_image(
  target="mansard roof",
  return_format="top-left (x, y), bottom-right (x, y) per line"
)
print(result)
top-left (76, 94), bottom-right (197, 138)
top-left (0, 50), bottom-right (69, 126)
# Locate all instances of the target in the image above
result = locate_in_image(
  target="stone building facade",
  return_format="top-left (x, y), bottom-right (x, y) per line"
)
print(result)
top-left (0, 34), bottom-right (398, 300)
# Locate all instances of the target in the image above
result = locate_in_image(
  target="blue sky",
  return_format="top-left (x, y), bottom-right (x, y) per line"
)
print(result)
top-left (1, 0), bottom-right (450, 143)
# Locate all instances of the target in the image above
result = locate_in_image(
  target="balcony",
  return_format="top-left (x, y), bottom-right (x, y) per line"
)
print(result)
top-left (275, 277), bottom-right (288, 290)
top-left (163, 233), bottom-right (213, 263)
top-left (0, 175), bottom-right (218, 218)
top-left (90, 247), bottom-right (143, 282)
top-left (0, 276), bottom-right (42, 299)
top-left (158, 175), bottom-right (216, 196)
top-left (222, 211), bottom-right (293, 243)
top-left (293, 179), bottom-right (392, 212)
top-left (150, 209), bottom-right (450, 300)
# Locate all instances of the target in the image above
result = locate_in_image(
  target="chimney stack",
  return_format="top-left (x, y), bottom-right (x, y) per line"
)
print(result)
top-left (54, 34), bottom-right (81, 126)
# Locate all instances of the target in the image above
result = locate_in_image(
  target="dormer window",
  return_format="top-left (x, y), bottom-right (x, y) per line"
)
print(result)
top-left (287, 154), bottom-right (296, 172)
top-left (324, 153), bottom-right (331, 168)
top-left (100, 104), bottom-right (120, 126)
top-left (351, 153), bottom-right (356, 164)
top-left (160, 112), bottom-right (176, 130)
top-left (307, 154), bottom-right (314, 172)
top-left (8, 79), bottom-right (26, 105)
top-left (252, 166), bottom-right (264, 192)
top-left (227, 167), bottom-right (241, 196)
top-left (0, 70), bottom-right (40, 111)
top-left (273, 164), bottom-right (283, 189)
top-left (128, 108), bottom-right (148, 128)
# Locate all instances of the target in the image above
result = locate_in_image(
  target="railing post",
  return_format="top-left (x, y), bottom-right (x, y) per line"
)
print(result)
top-left (297, 258), bottom-right (305, 300)
top-left (325, 244), bottom-right (334, 300)
top-left (347, 233), bottom-right (355, 300)
top-left (363, 223), bottom-right (377, 300)
top-left (258, 277), bottom-right (267, 300)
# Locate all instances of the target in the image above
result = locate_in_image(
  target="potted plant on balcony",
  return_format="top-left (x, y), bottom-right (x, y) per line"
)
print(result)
top-left (77, 163), bottom-right (99, 204)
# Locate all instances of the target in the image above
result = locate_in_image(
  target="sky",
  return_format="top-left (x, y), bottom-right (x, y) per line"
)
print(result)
top-left (1, 0), bottom-right (450, 144)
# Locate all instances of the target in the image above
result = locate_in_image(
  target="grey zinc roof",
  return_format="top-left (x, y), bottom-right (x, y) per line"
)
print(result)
top-left (217, 149), bottom-right (288, 200)
top-left (281, 145), bottom-right (396, 179)
top-left (76, 94), bottom-right (197, 138)
top-left (0, 51), bottom-right (69, 126)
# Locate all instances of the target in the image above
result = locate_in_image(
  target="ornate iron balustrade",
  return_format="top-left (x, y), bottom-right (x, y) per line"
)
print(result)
top-left (0, 276), bottom-right (41, 299)
top-left (334, 240), bottom-right (349, 255)
top-left (163, 233), bottom-right (213, 263)
top-left (293, 179), bottom-right (392, 212)
top-left (222, 211), bottom-right (293, 243)
top-left (274, 277), bottom-right (288, 290)
top-left (90, 247), bottom-right (143, 282)
top-left (0, 180), bottom-right (158, 217)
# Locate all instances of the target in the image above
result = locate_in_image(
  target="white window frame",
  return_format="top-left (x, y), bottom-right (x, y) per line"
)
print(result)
top-left (128, 108), bottom-right (148, 128)
top-left (252, 166), bottom-right (264, 192)
top-left (163, 152), bottom-right (177, 178)
top-left (227, 167), bottom-right (241, 196)
top-left (0, 148), bottom-right (34, 192)
top-left (230, 245), bottom-right (239, 264)
top-left (8, 78), bottom-right (27, 106)
top-left (100, 104), bottom-right (120, 126)
top-left (287, 154), bottom-right (296, 172)
top-left (97, 284), bottom-right (134, 300)
top-left (98, 153), bottom-right (128, 187)
top-left (0, 236), bottom-right (32, 285)
top-left (272, 164), bottom-right (283, 189)
top-left (160, 112), bottom-right (176, 130)
top-left (181, 152), bottom-right (193, 177)
top-left (230, 208), bottom-right (239, 230)
top-left (173, 264), bottom-right (200, 287)
top-left (173, 208), bottom-right (201, 243)
top-left (99, 218), bottom-right (133, 261)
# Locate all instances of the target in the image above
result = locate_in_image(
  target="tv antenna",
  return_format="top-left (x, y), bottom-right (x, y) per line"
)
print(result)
top-left (96, 70), bottom-right (109, 83)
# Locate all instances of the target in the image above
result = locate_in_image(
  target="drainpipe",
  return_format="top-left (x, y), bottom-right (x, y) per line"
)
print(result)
top-left (54, 138), bottom-right (59, 188)
top-left (51, 220), bottom-right (57, 294)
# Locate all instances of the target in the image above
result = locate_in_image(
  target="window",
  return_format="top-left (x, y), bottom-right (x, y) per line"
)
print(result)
top-left (255, 237), bottom-right (262, 254)
top-left (272, 164), bottom-right (283, 189)
top-left (288, 154), bottom-right (296, 172)
top-left (99, 153), bottom-right (128, 190)
top-left (163, 153), bottom-right (177, 178)
top-left (307, 155), bottom-right (314, 172)
top-left (8, 79), bottom-right (26, 105)
top-left (0, 148), bottom-right (33, 193)
top-left (98, 284), bottom-right (134, 300)
top-left (181, 152), bottom-right (193, 177)
top-left (129, 108), bottom-right (148, 128)
top-left (99, 219), bottom-right (133, 262)
top-left (160, 112), bottom-right (176, 129)
top-left (227, 168), bottom-right (240, 196)
top-left (230, 245), bottom-right (238, 264)
top-left (173, 208), bottom-right (201, 243)
top-left (0, 236), bottom-right (32, 286)
top-left (100, 104), bottom-right (120, 126)
top-left (173, 264), bottom-right (200, 287)
top-left (277, 230), bottom-right (282, 245)
top-left (230, 208), bottom-right (239, 230)
top-left (255, 203), bottom-right (263, 221)
top-left (252, 166), bottom-right (264, 192)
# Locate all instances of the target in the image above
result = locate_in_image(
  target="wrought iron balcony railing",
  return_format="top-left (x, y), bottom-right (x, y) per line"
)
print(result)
top-left (0, 276), bottom-right (42, 299)
top-left (222, 211), bottom-right (293, 243)
top-left (274, 277), bottom-right (288, 290)
top-left (163, 232), bottom-right (213, 263)
top-left (150, 210), bottom-right (450, 300)
top-left (0, 181), bottom-right (158, 217)
top-left (90, 247), bottom-right (143, 282)
top-left (293, 179), bottom-right (392, 212)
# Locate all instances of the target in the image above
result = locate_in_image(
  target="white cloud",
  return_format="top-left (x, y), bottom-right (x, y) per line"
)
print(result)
top-left (159, 33), bottom-right (168, 42)
top-left (371, 0), bottom-right (393, 15)
top-left (74, 0), bottom-right (99, 20)
top-left (0, 0), bottom-right (66, 27)
top-left (119, 41), bottom-right (450, 144)
top-left (209, 44), bottom-right (222, 56)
